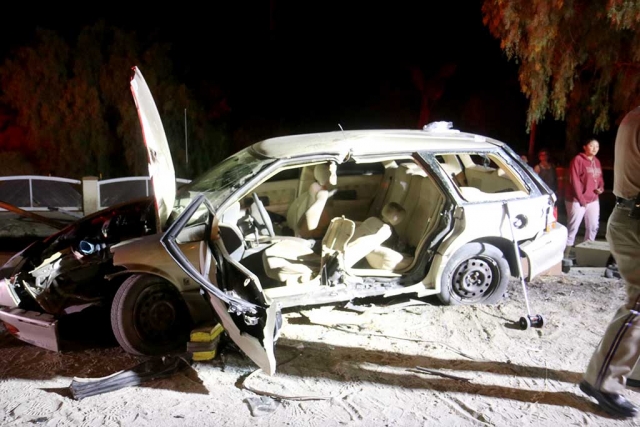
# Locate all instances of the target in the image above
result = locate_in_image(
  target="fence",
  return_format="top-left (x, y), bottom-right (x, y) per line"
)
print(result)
top-left (0, 176), bottom-right (82, 211)
top-left (97, 177), bottom-right (191, 210)
top-left (0, 175), bottom-right (191, 214)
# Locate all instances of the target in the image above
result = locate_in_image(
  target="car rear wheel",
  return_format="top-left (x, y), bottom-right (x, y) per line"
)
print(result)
top-left (438, 242), bottom-right (510, 305)
top-left (111, 274), bottom-right (191, 355)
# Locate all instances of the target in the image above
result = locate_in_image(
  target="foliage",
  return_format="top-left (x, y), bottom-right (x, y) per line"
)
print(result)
top-left (482, 0), bottom-right (640, 138)
top-left (0, 22), bottom-right (230, 179)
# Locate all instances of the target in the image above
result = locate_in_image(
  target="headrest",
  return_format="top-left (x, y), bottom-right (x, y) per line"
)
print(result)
top-left (314, 163), bottom-right (337, 186)
top-left (381, 202), bottom-right (406, 226)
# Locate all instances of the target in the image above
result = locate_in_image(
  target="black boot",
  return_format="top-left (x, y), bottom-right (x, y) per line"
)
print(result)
top-left (580, 380), bottom-right (639, 418)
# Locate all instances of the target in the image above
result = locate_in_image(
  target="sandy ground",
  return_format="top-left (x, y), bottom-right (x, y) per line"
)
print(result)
top-left (1, 266), bottom-right (639, 426)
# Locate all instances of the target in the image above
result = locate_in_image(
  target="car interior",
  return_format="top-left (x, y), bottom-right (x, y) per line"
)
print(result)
top-left (204, 151), bottom-right (529, 303)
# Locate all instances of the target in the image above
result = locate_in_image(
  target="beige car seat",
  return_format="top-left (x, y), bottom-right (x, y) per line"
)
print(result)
top-left (364, 202), bottom-right (414, 271)
top-left (263, 202), bottom-right (410, 285)
top-left (286, 163), bottom-right (336, 238)
top-left (261, 239), bottom-right (320, 286)
top-left (343, 202), bottom-right (405, 268)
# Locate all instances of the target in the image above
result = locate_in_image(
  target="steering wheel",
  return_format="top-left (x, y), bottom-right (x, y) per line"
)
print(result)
top-left (251, 193), bottom-right (275, 238)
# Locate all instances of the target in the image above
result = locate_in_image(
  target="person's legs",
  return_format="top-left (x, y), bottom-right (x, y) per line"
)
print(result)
top-left (584, 207), bottom-right (640, 391)
top-left (565, 200), bottom-right (586, 247)
top-left (583, 200), bottom-right (601, 242)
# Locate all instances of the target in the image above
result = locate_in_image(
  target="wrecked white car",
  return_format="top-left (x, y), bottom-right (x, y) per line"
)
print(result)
top-left (0, 67), bottom-right (567, 375)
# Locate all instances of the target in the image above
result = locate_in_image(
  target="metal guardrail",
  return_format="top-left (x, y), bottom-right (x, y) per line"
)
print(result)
top-left (0, 175), bottom-right (191, 212)
top-left (0, 175), bottom-right (82, 211)
top-left (97, 177), bottom-right (191, 209)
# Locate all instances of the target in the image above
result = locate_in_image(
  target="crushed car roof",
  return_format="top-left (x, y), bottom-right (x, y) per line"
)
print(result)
top-left (249, 129), bottom-right (504, 160)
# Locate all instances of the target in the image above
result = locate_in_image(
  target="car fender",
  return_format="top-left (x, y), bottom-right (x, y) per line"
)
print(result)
top-left (111, 233), bottom-right (203, 293)
top-left (110, 234), bottom-right (216, 324)
top-left (419, 197), bottom-right (562, 294)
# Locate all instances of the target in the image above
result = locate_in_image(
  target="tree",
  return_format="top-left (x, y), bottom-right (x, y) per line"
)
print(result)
top-left (0, 22), bottom-right (231, 179)
top-left (482, 0), bottom-right (640, 155)
top-left (410, 63), bottom-right (458, 129)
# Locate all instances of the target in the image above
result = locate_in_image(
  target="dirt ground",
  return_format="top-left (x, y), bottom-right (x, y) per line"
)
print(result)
top-left (1, 265), bottom-right (639, 426)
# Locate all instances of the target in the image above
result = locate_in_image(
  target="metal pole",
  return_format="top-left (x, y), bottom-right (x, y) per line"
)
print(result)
top-left (505, 203), bottom-right (532, 315)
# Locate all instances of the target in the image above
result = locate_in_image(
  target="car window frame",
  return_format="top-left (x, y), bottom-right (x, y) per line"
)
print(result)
top-left (415, 148), bottom-right (544, 205)
top-left (215, 153), bottom-right (346, 220)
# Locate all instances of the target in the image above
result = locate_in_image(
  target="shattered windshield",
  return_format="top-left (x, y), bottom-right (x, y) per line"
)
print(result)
top-left (167, 148), bottom-right (274, 226)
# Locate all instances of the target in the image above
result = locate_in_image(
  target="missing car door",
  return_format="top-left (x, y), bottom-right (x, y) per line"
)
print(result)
top-left (161, 194), bottom-right (277, 375)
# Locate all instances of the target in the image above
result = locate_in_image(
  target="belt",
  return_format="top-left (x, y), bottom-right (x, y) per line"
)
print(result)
top-left (616, 196), bottom-right (639, 209)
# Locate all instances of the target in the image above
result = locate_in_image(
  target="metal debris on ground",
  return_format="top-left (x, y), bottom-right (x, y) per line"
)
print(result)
top-left (414, 366), bottom-right (471, 382)
top-left (244, 396), bottom-right (281, 417)
top-left (69, 354), bottom-right (193, 400)
top-left (343, 299), bottom-right (429, 314)
top-left (238, 368), bottom-right (336, 402)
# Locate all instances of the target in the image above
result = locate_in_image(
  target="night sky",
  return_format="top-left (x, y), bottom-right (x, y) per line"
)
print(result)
top-left (0, 2), bottom-right (544, 157)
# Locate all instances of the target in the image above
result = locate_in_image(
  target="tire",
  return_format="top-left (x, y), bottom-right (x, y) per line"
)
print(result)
top-left (438, 242), bottom-right (510, 305)
top-left (111, 274), bottom-right (191, 355)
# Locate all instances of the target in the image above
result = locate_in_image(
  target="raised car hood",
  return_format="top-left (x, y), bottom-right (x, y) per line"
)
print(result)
top-left (130, 66), bottom-right (176, 231)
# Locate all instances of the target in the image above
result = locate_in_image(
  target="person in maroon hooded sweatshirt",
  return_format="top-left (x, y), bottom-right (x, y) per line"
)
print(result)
top-left (564, 138), bottom-right (605, 257)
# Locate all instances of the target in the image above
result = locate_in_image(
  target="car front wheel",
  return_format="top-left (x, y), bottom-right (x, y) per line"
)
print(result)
top-left (438, 242), bottom-right (510, 305)
top-left (111, 274), bottom-right (191, 355)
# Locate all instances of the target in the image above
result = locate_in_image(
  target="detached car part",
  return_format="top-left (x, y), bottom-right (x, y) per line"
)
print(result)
top-left (69, 354), bottom-right (192, 400)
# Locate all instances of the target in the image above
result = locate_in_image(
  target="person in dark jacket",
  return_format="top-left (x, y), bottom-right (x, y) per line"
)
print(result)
top-left (534, 148), bottom-right (558, 192)
top-left (564, 139), bottom-right (604, 256)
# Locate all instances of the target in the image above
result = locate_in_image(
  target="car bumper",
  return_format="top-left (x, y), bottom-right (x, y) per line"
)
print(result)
top-left (0, 306), bottom-right (60, 351)
top-left (0, 276), bottom-right (60, 352)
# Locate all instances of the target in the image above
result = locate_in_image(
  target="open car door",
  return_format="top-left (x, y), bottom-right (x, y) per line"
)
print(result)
top-left (161, 194), bottom-right (277, 375)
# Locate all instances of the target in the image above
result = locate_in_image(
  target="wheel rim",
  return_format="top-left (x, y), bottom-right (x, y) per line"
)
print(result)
top-left (450, 256), bottom-right (500, 303)
top-left (133, 283), bottom-right (184, 344)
